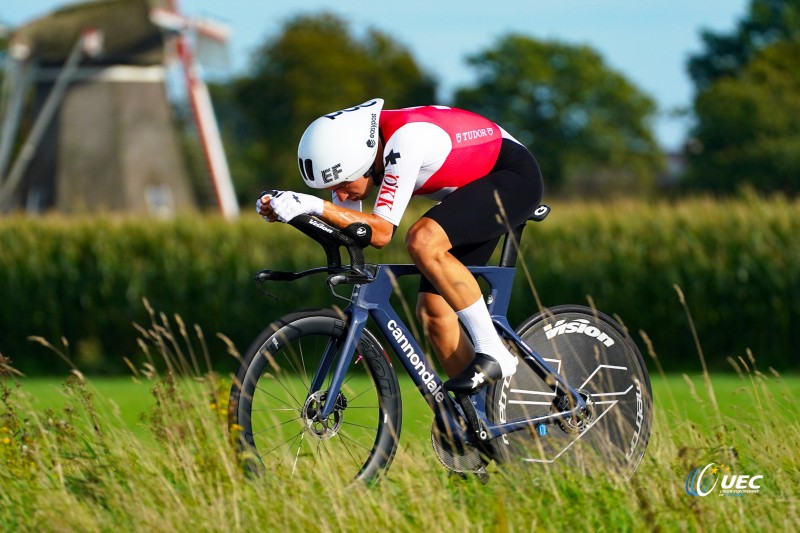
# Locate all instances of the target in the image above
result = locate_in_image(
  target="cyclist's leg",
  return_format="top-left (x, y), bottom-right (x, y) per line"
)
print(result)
top-left (408, 219), bottom-right (486, 314)
top-left (417, 240), bottom-right (499, 377)
top-left (409, 140), bottom-right (543, 306)
top-left (408, 219), bottom-right (515, 390)
top-left (407, 141), bottom-right (542, 391)
top-left (416, 293), bottom-right (471, 376)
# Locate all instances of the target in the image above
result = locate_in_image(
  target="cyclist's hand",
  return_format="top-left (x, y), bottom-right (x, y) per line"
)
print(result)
top-left (256, 192), bottom-right (276, 222)
top-left (264, 190), bottom-right (323, 223)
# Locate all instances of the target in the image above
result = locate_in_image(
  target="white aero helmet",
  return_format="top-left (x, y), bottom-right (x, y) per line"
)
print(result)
top-left (297, 98), bottom-right (384, 189)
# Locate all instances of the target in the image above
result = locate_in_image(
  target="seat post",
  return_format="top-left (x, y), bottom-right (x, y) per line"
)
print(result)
top-left (499, 223), bottom-right (526, 268)
top-left (497, 204), bottom-right (550, 268)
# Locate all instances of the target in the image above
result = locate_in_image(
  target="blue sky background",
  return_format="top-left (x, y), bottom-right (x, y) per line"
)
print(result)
top-left (3, 0), bottom-right (750, 150)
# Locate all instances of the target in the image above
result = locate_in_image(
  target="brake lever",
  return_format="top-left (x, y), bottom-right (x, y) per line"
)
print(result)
top-left (256, 282), bottom-right (279, 301)
top-left (326, 267), bottom-right (376, 302)
top-left (327, 275), bottom-right (352, 303)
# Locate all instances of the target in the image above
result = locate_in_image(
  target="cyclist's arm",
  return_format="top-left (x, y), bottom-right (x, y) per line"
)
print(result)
top-left (319, 202), bottom-right (395, 249)
top-left (330, 193), bottom-right (361, 212)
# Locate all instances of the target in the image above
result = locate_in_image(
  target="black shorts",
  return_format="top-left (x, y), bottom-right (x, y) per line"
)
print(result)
top-left (419, 138), bottom-right (543, 294)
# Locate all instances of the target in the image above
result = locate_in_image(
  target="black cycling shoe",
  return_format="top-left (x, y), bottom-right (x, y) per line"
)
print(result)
top-left (444, 353), bottom-right (505, 394)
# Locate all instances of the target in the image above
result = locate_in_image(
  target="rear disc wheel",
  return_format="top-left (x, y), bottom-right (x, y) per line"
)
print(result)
top-left (488, 305), bottom-right (652, 478)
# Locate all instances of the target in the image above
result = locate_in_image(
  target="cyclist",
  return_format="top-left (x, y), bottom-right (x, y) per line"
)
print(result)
top-left (257, 98), bottom-right (543, 393)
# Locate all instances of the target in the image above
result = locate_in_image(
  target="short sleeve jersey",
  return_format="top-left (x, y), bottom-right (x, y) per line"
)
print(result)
top-left (370, 106), bottom-right (504, 226)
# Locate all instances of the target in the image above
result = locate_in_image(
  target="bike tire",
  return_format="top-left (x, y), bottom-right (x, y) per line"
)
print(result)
top-left (487, 305), bottom-right (653, 478)
top-left (228, 308), bottom-right (402, 483)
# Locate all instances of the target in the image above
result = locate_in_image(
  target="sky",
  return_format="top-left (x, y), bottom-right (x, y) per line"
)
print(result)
top-left (2, 0), bottom-right (751, 150)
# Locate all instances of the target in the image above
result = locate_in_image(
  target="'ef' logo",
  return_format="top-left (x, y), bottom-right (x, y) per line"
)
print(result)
top-left (321, 163), bottom-right (342, 183)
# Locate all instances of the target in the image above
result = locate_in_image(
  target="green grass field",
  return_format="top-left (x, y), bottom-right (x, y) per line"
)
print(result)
top-left (16, 372), bottom-right (800, 443)
top-left (2, 366), bottom-right (798, 531)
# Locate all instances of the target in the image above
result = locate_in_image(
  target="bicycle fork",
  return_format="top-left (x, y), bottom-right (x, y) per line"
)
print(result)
top-left (309, 303), bottom-right (474, 446)
top-left (308, 306), bottom-right (369, 420)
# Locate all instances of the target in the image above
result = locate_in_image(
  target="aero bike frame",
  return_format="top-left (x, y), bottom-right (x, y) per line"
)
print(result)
top-left (256, 212), bottom-right (588, 447)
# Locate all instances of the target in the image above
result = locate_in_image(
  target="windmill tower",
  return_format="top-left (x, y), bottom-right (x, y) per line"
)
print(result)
top-left (0, 0), bottom-right (239, 218)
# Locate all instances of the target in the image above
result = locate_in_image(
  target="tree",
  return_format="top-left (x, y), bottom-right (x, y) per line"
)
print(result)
top-left (685, 0), bottom-right (800, 194)
top-left (688, 0), bottom-right (800, 90)
top-left (453, 35), bottom-right (663, 196)
top-left (215, 13), bottom-right (436, 199)
top-left (0, 25), bottom-right (8, 89)
top-left (686, 40), bottom-right (800, 194)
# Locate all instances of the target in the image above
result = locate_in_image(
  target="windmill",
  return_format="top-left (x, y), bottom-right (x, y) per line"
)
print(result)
top-left (0, 0), bottom-right (239, 218)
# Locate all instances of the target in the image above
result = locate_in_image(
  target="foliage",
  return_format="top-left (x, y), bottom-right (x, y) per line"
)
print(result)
top-left (213, 12), bottom-right (436, 201)
top-left (685, 0), bottom-right (800, 194)
top-left (1, 196), bottom-right (798, 375)
top-left (453, 35), bottom-right (664, 197)
top-left (687, 0), bottom-right (800, 90)
top-left (0, 25), bottom-right (8, 91)
top-left (686, 41), bottom-right (800, 194)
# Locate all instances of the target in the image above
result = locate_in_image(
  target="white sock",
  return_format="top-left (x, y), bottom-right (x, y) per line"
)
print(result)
top-left (455, 297), bottom-right (518, 377)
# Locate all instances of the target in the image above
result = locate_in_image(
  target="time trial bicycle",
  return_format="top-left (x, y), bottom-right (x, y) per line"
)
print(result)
top-left (228, 207), bottom-right (652, 483)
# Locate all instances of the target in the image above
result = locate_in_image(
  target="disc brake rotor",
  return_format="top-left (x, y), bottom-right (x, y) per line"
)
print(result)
top-left (302, 390), bottom-right (347, 440)
top-left (552, 388), bottom-right (597, 434)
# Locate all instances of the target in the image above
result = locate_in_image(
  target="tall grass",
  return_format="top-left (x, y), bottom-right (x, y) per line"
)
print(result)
top-left (1, 365), bottom-right (798, 530)
top-left (1, 311), bottom-right (798, 531)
